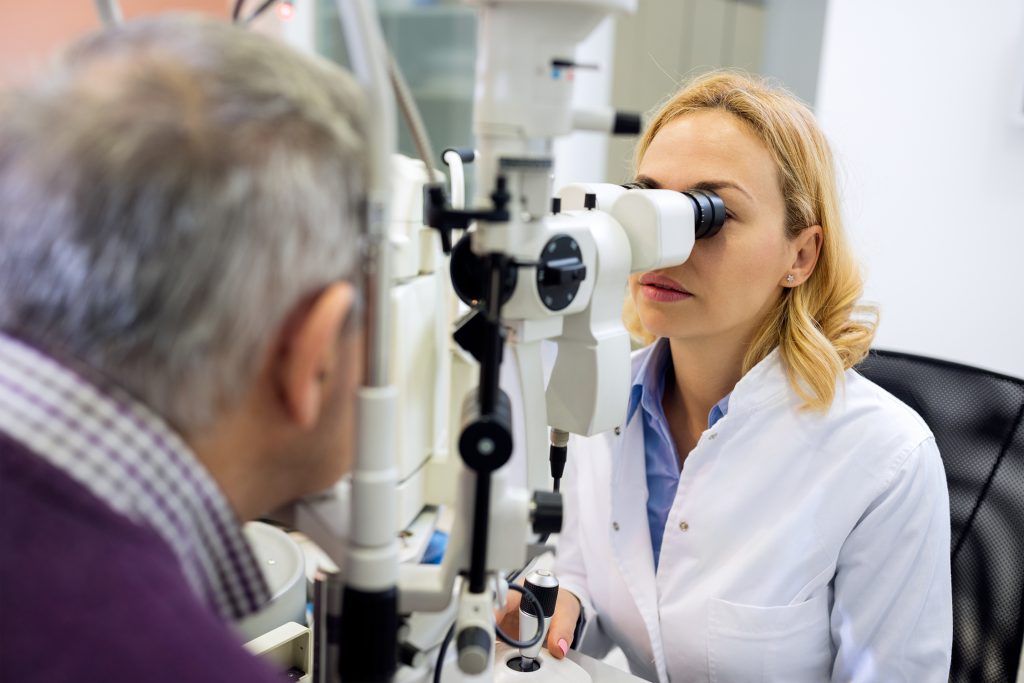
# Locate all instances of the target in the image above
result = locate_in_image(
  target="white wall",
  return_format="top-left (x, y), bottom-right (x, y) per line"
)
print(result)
top-left (815, 1), bottom-right (1024, 378)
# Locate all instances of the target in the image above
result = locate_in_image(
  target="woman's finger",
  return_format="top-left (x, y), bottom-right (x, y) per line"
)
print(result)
top-left (545, 589), bottom-right (581, 659)
top-left (495, 588), bottom-right (522, 636)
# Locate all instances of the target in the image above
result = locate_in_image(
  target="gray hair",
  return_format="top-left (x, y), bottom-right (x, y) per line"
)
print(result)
top-left (0, 15), bottom-right (367, 432)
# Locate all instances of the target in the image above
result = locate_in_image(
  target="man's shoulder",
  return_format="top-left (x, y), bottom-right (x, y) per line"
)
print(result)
top-left (1, 431), bottom-right (157, 539)
top-left (0, 434), bottom-right (283, 683)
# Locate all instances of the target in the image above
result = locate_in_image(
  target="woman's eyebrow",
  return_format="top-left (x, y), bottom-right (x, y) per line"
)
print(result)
top-left (630, 174), bottom-right (661, 189)
top-left (630, 175), bottom-right (753, 202)
top-left (690, 180), bottom-right (753, 201)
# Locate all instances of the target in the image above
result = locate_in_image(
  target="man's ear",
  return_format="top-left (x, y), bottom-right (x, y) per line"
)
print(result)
top-left (783, 224), bottom-right (823, 287)
top-left (277, 282), bottom-right (356, 429)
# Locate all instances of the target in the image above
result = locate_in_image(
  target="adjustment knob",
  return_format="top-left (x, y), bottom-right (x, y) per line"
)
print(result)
top-left (456, 626), bottom-right (491, 675)
top-left (539, 260), bottom-right (585, 287)
top-left (536, 235), bottom-right (586, 311)
top-left (531, 490), bottom-right (562, 535)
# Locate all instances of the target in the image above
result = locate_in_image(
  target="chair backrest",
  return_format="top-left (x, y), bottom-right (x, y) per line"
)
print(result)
top-left (856, 349), bottom-right (1024, 683)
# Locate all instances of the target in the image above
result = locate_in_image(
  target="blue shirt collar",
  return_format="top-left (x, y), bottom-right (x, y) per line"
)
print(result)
top-left (708, 392), bottom-right (730, 428)
top-left (627, 338), bottom-right (732, 428)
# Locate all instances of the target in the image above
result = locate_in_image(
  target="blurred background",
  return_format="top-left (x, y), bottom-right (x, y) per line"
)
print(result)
top-left (3, 0), bottom-right (1022, 378)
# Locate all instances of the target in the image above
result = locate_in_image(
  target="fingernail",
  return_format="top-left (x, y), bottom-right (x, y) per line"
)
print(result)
top-left (558, 638), bottom-right (569, 656)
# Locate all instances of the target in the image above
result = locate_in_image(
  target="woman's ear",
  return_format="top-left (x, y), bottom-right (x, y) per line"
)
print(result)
top-left (783, 224), bottom-right (823, 287)
top-left (275, 282), bottom-right (356, 428)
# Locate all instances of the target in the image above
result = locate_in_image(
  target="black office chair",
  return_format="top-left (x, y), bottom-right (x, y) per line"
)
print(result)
top-left (856, 349), bottom-right (1024, 683)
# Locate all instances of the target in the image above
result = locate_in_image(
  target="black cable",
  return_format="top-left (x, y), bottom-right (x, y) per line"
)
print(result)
top-left (495, 583), bottom-right (545, 649)
top-left (231, 0), bottom-right (247, 21)
top-left (549, 442), bottom-right (567, 489)
top-left (432, 623), bottom-right (456, 683)
top-left (242, 0), bottom-right (279, 24)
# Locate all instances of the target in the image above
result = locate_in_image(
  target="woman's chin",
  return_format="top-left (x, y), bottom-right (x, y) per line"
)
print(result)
top-left (639, 309), bottom-right (691, 339)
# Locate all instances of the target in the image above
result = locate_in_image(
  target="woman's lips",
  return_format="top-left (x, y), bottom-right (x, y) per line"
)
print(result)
top-left (641, 284), bottom-right (693, 302)
top-left (638, 274), bottom-right (693, 302)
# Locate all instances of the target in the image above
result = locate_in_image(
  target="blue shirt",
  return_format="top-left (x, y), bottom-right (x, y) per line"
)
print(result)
top-left (626, 339), bottom-right (731, 569)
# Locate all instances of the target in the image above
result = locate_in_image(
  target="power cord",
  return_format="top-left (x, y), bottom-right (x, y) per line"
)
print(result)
top-left (432, 624), bottom-right (455, 683)
top-left (239, 0), bottom-right (281, 24)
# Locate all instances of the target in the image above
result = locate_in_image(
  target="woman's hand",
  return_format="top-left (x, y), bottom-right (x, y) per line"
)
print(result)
top-left (495, 586), bottom-right (582, 659)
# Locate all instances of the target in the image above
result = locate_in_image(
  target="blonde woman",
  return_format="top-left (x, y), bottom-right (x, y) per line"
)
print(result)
top-left (502, 72), bottom-right (953, 682)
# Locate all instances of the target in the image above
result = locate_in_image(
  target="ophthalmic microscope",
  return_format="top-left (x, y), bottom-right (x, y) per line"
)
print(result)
top-left (285, 1), bottom-right (728, 681)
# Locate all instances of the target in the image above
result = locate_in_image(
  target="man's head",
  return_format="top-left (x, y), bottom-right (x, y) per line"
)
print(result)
top-left (0, 15), bottom-right (368, 518)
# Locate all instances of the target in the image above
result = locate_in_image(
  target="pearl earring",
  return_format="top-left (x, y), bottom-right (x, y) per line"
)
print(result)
top-left (786, 274), bottom-right (795, 284)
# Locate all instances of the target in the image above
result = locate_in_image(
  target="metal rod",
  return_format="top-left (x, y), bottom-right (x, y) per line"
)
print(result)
top-left (93, 0), bottom-right (122, 27)
top-left (334, 0), bottom-right (395, 386)
top-left (468, 474), bottom-right (492, 594)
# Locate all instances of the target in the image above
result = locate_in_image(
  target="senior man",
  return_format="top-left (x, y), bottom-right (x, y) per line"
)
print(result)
top-left (0, 15), bottom-right (368, 682)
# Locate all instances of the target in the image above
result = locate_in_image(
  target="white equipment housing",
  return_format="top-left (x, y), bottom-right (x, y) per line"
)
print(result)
top-left (290, 1), bottom-right (704, 681)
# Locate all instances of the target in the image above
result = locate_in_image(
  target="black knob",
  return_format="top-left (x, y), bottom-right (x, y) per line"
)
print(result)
top-left (613, 111), bottom-right (642, 135)
top-left (458, 389), bottom-right (513, 472)
top-left (449, 234), bottom-right (518, 307)
top-left (536, 235), bottom-right (586, 312)
top-left (531, 490), bottom-right (562, 535)
top-left (583, 193), bottom-right (597, 210)
top-left (539, 260), bottom-right (585, 287)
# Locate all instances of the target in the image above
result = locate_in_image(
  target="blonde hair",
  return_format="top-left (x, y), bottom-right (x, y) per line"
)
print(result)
top-left (623, 71), bottom-right (877, 411)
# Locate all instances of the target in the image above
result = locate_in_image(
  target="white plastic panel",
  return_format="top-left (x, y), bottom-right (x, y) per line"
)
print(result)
top-left (610, 189), bottom-right (696, 272)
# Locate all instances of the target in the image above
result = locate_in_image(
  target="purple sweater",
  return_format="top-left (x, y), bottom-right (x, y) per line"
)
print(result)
top-left (0, 432), bottom-right (285, 683)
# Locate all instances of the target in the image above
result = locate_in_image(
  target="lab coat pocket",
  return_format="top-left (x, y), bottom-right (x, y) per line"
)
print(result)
top-left (707, 592), bottom-right (832, 683)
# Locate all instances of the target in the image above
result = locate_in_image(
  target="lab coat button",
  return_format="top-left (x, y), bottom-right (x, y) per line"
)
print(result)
top-left (707, 432), bottom-right (717, 440)
top-left (612, 521), bottom-right (620, 531)
top-left (614, 426), bottom-right (622, 436)
top-left (678, 521), bottom-right (689, 531)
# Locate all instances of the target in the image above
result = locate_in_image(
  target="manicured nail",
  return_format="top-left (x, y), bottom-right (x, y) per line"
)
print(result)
top-left (558, 638), bottom-right (569, 656)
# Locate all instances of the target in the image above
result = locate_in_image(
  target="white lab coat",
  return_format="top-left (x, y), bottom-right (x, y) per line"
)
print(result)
top-left (556, 346), bottom-right (952, 683)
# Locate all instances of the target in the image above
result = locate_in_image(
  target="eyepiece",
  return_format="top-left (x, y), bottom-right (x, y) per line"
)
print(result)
top-left (620, 183), bottom-right (727, 240)
top-left (682, 189), bottom-right (726, 239)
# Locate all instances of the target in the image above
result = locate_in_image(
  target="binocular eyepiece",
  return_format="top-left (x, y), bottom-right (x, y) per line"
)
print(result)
top-left (621, 183), bottom-right (727, 240)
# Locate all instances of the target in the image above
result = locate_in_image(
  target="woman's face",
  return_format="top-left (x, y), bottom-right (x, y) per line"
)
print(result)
top-left (629, 109), bottom-right (800, 347)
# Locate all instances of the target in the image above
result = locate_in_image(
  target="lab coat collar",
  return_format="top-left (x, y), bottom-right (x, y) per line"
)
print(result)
top-left (627, 341), bottom-right (790, 426)
top-left (726, 346), bottom-right (789, 416)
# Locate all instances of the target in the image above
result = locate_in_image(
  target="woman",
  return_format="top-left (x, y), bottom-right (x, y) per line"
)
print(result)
top-left (503, 72), bottom-right (952, 682)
